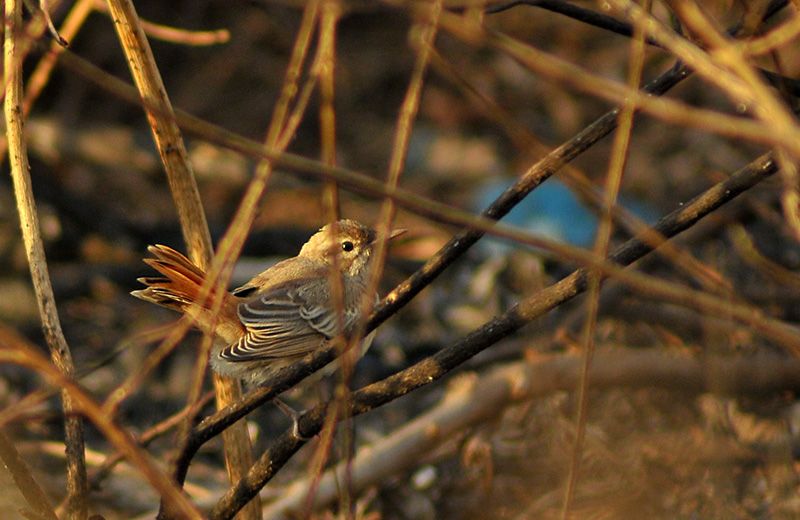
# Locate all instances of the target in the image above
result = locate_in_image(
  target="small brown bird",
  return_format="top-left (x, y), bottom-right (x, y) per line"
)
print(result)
top-left (132, 219), bottom-right (404, 384)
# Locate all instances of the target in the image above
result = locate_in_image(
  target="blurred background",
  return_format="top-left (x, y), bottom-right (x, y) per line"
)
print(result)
top-left (1, 1), bottom-right (800, 518)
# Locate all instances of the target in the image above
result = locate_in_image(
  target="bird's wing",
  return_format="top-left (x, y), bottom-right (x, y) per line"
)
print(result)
top-left (220, 277), bottom-right (356, 362)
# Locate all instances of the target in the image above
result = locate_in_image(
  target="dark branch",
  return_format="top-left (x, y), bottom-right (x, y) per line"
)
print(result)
top-left (368, 59), bottom-right (690, 329)
top-left (486, 0), bottom-right (661, 46)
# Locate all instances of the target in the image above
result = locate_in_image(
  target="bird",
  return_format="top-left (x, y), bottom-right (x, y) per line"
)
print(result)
top-left (131, 219), bottom-right (405, 385)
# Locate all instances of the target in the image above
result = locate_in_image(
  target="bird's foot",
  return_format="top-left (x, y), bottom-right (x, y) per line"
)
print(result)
top-left (273, 398), bottom-right (311, 441)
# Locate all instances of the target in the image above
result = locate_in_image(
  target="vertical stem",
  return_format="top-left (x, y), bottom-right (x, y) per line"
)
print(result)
top-left (102, 1), bottom-right (258, 518)
top-left (561, 1), bottom-right (650, 516)
top-left (310, 2), bottom-right (348, 515)
top-left (4, 1), bottom-right (88, 518)
top-left (319, 0), bottom-right (341, 220)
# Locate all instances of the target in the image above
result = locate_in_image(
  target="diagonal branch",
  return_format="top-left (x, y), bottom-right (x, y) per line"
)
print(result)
top-left (209, 150), bottom-right (787, 518)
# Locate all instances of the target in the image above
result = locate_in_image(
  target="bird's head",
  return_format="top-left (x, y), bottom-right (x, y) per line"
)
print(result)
top-left (299, 219), bottom-right (404, 278)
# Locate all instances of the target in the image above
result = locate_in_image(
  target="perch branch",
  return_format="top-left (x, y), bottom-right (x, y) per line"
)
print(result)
top-left (209, 150), bottom-right (787, 518)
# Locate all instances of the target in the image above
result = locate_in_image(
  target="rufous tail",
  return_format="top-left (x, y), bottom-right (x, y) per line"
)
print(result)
top-left (132, 245), bottom-right (245, 343)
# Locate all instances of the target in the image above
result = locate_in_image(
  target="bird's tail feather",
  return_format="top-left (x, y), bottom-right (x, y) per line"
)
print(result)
top-left (131, 245), bottom-right (208, 311)
top-left (132, 245), bottom-right (245, 343)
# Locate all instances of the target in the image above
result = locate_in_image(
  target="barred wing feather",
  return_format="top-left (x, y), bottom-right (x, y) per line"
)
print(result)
top-left (220, 278), bottom-right (355, 362)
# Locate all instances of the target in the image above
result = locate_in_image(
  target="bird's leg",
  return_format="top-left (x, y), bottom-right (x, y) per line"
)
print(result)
top-left (273, 397), bottom-right (311, 440)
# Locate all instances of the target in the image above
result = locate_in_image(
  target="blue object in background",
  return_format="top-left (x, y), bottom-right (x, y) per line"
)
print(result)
top-left (474, 178), bottom-right (659, 254)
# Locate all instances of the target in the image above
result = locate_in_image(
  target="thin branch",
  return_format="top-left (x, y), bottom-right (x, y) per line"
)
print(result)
top-left (92, 0), bottom-right (229, 46)
top-left (562, 2), bottom-right (649, 514)
top-left (486, 0), bottom-right (661, 45)
top-left (4, 1), bottom-right (88, 517)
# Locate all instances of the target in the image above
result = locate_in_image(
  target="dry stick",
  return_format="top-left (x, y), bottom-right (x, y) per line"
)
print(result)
top-left (318, 0), bottom-right (341, 220)
top-left (261, 349), bottom-right (800, 518)
top-left (209, 151), bottom-right (784, 519)
top-left (160, 2), bottom-right (323, 518)
top-left (562, 3), bottom-right (648, 515)
top-left (729, 224), bottom-right (800, 290)
top-left (101, 2), bottom-right (257, 518)
top-left (743, 7), bottom-right (800, 55)
top-left (0, 326), bottom-right (202, 519)
top-left (4, 1), bottom-right (88, 518)
top-left (0, 429), bottom-right (58, 520)
top-left (91, 0), bottom-right (230, 46)
top-left (0, 387), bottom-right (52, 429)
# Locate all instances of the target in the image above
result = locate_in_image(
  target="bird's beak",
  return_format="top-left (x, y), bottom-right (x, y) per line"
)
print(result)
top-left (389, 228), bottom-right (407, 240)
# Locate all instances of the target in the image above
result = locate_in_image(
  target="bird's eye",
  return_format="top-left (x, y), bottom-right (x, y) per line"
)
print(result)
top-left (342, 240), bottom-right (355, 252)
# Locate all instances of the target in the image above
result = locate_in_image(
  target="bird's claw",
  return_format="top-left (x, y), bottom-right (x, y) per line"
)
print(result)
top-left (274, 398), bottom-right (312, 441)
